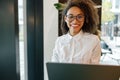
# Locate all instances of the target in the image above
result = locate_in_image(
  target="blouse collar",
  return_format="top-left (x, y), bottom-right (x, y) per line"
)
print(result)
top-left (67, 30), bottom-right (84, 40)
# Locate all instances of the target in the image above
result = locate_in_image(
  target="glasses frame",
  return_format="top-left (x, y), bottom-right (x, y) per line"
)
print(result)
top-left (66, 14), bottom-right (85, 22)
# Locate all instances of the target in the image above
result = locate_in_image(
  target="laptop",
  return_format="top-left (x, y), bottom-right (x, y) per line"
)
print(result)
top-left (46, 62), bottom-right (120, 80)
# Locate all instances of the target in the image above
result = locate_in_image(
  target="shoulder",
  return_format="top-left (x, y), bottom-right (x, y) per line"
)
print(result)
top-left (55, 34), bottom-right (68, 44)
top-left (83, 32), bottom-right (100, 42)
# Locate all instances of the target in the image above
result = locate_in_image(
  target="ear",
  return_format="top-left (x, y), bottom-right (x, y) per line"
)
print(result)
top-left (64, 16), bottom-right (67, 22)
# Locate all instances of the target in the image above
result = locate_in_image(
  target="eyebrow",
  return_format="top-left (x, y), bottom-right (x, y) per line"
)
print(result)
top-left (67, 14), bottom-right (84, 16)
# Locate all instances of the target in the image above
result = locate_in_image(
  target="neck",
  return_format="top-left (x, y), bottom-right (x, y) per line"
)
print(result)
top-left (69, 30), bottom-right (81, 36)
top-left (69, 31), bottom-right (78, 36)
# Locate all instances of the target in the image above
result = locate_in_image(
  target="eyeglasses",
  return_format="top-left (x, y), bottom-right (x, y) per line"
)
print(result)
top-left (66, 14), bottom-right (84, 22)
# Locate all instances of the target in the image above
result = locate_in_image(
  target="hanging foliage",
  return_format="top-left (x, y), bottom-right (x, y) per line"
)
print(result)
top-left (102, 1), bottom-right (115, 24)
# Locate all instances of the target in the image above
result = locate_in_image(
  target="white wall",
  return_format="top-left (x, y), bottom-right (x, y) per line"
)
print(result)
top-left (44, 0), bottom-right (58, 80)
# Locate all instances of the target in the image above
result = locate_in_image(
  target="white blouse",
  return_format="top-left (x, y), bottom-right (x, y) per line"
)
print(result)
top-left (51, 30), bottom-right (101, 64)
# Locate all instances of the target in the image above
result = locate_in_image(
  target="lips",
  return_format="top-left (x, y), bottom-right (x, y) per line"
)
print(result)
top-left (71, 24), bottom-right (80, 28)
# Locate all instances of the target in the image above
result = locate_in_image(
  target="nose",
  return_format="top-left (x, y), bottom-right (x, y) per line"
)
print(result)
top-left (72, 17), bottom-right (78, 23)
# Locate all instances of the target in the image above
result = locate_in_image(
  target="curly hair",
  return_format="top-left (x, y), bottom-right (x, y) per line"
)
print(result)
top-left (60, 0), bottom-right (99, 36)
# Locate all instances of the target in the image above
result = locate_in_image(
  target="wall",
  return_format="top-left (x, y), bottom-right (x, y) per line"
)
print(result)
top-left (44, 0), bottom-right (58, 80)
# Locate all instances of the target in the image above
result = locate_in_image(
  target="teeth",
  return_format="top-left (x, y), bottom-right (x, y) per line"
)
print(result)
top-left (72, 25), bottom-right (78, 26)
top-left (72, 25), bottom-right (79, 27)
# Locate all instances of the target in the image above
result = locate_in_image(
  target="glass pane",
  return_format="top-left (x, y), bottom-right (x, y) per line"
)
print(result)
top-left (100, 0), bottom-right (120, 65)
top-left (18, 0), bottom-right (26, 80)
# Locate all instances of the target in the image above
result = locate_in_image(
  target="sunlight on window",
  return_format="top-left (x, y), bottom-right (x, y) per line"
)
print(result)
top-left (18, 0), bottom-right (25, 80)
top-left (100, 0), bottom-right (120, 65)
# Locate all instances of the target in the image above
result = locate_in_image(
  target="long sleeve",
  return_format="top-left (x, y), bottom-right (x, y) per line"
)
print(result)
top-left (51, 38), bottom-right (60, 62)
top-left (90, 40), bottom-right (101, 64)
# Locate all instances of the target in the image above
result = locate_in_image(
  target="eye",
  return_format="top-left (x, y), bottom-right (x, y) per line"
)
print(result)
top-left (67, 15), bottom-right (74, 19)
top-left (77, 15), bottom-right (83, 19)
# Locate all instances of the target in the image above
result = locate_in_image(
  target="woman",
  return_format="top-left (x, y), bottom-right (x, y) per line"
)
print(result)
top-left (52, 0), bottom-right (101, 64)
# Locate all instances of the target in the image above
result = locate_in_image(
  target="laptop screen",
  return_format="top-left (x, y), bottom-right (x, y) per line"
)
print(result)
top-left (46, 62), bottom-right (120, 80)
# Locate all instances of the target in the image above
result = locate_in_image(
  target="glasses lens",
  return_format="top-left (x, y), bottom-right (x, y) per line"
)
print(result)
top-left (66, 15), bottom-right (74, 21)
top-left (77, 15), bottom-right (84, 21)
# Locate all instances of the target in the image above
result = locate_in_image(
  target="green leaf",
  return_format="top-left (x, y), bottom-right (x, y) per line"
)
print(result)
top-left (54, 3), bottom-right (66, 10)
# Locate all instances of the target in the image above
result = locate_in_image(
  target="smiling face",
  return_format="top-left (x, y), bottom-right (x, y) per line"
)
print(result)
top-left (64, 6), bottom-right (85, 36)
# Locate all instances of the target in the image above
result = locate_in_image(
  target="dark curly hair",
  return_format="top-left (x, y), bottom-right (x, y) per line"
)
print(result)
top-left (60, 0), bottom-right (99, 36)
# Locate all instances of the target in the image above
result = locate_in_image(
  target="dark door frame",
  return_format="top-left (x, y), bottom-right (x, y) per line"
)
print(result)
top-left (0, 0), bottom-right (44, 80)
top-left (0, 0), bottom-right (20, 80)
top-left (26, 0), bottom-right (43, 80)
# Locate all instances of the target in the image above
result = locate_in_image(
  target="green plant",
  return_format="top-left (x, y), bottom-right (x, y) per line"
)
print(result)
top-left (102, 1), bottom-right (115, 24)
top-left (54, 3), bottom-right (66, 10)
